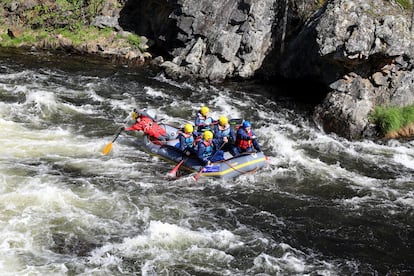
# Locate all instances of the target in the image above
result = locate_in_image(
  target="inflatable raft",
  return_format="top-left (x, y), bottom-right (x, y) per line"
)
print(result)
top-left (142, 124), bottom-right (269, 179)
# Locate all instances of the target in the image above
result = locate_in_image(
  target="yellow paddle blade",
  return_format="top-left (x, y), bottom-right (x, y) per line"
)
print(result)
top-left (102, 142), bottom-right (113, 155)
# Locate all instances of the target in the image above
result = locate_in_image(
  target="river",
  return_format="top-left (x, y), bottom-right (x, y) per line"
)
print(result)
top-left (0, 48), bottom-right (413, 275)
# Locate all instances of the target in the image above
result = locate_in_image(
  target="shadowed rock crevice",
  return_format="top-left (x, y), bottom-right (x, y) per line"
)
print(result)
top-left (119, 0), bottom-right (180, 58)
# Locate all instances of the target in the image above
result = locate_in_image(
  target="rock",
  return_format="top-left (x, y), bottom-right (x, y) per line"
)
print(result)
top-left (389, 71), bottom-right (414, 106)
top-left (185, 37), bottom-right (205, 66)
top-left (372, 72), bottom-right (387, 86)
top-left (161, 61), bottom-right (187, 79)
top-left (124, 0), bottom-right (277, 81)
top-left (92, 16), bottom-right (122, 31)
top-left (200, 55), bottom-right (232, 81)
top-left (210, 31), bottom-right (242, 62)
top-left (151, 56), bottom-right (164, 65)
top-left (314, 74), bottom-right (376, 139)
top-left (125, 50), bottom-right (141, 60)
top-left (117, 30), bottom-right (133, 37)
top-left (6, 1), bottom-right (19, 12)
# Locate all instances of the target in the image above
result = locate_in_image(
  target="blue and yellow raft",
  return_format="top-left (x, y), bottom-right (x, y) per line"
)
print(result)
top-left (142, 124), bottom-right (269, 179)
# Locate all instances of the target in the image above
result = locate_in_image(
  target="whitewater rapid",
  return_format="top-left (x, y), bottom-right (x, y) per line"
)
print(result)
top-left (0, 49), bottom-right (413, 275)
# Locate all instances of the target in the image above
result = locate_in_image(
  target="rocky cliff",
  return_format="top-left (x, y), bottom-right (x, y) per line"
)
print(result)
top-left (3, 0), bottom-right (414, 139)
top-left (298, 0), bottom-right (414, 139)
top-left (119, 0), bottom-right (414, 139)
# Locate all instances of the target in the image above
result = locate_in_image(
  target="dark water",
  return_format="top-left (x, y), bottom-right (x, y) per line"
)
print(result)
top-left (0, 48), bottom-right (413, 275)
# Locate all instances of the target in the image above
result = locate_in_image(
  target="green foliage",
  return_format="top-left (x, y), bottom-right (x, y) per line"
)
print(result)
top-left (0, 31), bottom-right (41, 47)
top-left (0, 0), bottom-right (147, 54)
top-left (370, 105), bottom-right (414, 135)
top-left (55, 26), bottom-right (113, 46)
top-left (126, 34), bottom-right (141, 48)
top-left (395, 0), bottom-right (412, 10)
top-left (0, 0), bottom-right (15, 5)
top-left (19, 0), bottom-right (105, 29)
top-left (88, 0), bottom-right (106, 19)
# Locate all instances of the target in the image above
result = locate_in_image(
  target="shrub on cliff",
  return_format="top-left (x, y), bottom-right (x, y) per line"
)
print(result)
top-left (370, 105), bottom-right (414, 136)
top-left (13, 0), bottom-right (105, 29)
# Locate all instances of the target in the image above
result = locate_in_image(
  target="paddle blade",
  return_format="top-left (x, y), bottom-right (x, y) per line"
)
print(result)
top-left (167, 160), bottom-right (184, 179)
top-left (193, 167), bottom-right (204, 181)
top-left (102, 142), bottom-right (113, 155)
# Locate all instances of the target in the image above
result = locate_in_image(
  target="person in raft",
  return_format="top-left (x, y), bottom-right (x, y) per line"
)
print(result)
top-left (213, 115), bottom-right (238, 156)
top-left (197, 130), bottom-right (225, 165)
top-left (235, 120), bottom-right (261, 153)
top-left (122, 109), bottom-right (167, 141)
top-left (194, 106), bottom-right (215, 135)
top-left (176, 123), bottom-right (197, 156)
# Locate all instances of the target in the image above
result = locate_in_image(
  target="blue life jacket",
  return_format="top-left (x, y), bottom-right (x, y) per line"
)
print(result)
top-left (183, 134), bottom-right (194, 149)
top-left (175, 133), bottom-right (194, 150)
top-left (202, 141), bottom-right (213, 159)
top-left (200, 117), bottom-right (214, 125)
top-left (196, 115), bottom-right (214, 131)
top-left (217, 127), bottom-right (230, 137)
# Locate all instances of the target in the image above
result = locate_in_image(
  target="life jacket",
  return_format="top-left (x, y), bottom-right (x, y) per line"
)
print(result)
top-left (197, 114), bottom-right (214, 131)
top-left (201, 140), bottom-right (213, 159)
top-left (236, 128), bottom-right (253, 150)
top-left (182, 133), bottom-right (195, 148)
top-left (217, 125), bottom-right (231, 137)
top-left (138, 116), bottom-right (167, 139)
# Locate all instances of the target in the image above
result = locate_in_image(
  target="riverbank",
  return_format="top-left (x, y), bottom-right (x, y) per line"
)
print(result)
top-left (0, 1), bottom-right (152, 67)
top-left (1, 26), bottom-right (153, 67)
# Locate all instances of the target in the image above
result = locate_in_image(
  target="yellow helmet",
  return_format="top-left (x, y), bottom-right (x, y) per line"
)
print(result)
top-left (218, 115), bottom-right (228, 126)
top-left (203, 130), bottom-right (213, 140)
top-left (200, 106), bottom-right (210, 116)
top-left (131, 110), bottom-right (139, 120)
top-left (184, 123), bottom-right (194, 134)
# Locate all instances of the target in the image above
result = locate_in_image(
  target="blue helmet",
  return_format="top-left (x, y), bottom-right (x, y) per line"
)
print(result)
top-left (242, 120), bottom-right (251, 128)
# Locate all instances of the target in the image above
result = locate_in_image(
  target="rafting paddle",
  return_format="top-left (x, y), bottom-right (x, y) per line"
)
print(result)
top-left (102, 128), bottom-right (123, 155)
top-left (166, 159), bottom-right (185, 179)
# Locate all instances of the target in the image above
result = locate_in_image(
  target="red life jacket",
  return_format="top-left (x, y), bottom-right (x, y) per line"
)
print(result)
top-left (125, 116), bottom-right (166, 139)
top-left (236, 129), bottom-right (253, 150)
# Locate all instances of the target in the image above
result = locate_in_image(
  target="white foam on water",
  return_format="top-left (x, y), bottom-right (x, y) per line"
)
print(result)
top-left (0, 170), bottom-right (152, 274)
top-left (144, 86), bottom-right (168, 99)
top-left (395, 190), bottom-right (414, 207)
top-left (153, 73), bottom-right (197, 90)
top-left (250, 243), bottom-right (337, 275)
top-left (87, 220), bottom-right (240, 273)
top-left (0, 184), bottom-right (84, 272)
top-left (0, 119), bottom-right (104, 161)
top-left (1, 55), bottom-right (413, 275)
top-left (393, 153), bottom-right (414, 170)
top-left (209, 91), bottom-right (243, 119)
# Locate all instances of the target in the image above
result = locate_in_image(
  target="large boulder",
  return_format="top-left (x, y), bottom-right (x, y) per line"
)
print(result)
top-left (120, 0), bottom-right (278, 81)
top-left (281, 0), bottom-right (414, 138)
